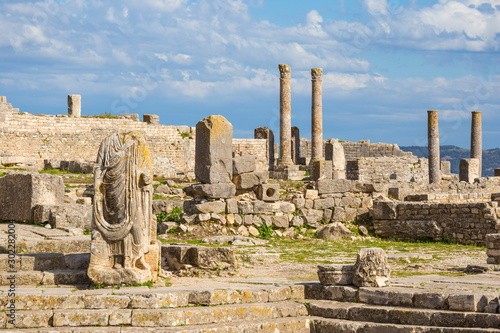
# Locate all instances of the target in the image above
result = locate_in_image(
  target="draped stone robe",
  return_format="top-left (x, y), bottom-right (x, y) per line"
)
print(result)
top-left (88, 132), bottom-right (156, 285)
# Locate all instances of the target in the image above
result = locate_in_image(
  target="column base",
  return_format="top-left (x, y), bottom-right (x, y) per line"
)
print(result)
top-left (270, 165), bottom-right (299, 180)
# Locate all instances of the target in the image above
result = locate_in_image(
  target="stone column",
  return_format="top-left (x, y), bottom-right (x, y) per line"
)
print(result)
top-left (291, 126), bottom-right (300, 164)
top-left (471, 111), bottom-right (482, 177)
top-left (311, 68), bottom-right (323, 163)
top-left (428, 110), bottom-right (440, 184)
top-left (68, 95), bottom-right (81, 117)
top-left (277, 64), bottom-right (293, 167)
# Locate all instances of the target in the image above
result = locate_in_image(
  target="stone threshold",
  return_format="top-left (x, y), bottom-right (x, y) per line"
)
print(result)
top-left (0, 284), bottom-right (305, 311)
top-left (305, 283), bottom-right (500, 313)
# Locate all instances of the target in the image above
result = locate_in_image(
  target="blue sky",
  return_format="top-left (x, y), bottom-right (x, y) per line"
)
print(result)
top-left (0, 0), bottom-right (499, 148)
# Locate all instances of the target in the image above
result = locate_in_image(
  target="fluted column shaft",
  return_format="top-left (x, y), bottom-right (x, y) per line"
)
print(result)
top-left (311, 68), bottom-right (323, 163)
top-left (428, 110), bottom-right (440, 184)
top-left (471, 111), bottom-right (482, 177)
top-left (278, 64), bottom-right (293, 167)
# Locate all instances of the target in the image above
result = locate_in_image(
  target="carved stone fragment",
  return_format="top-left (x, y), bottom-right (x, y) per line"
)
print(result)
top-left (88, 132), bottom-right (158, 285)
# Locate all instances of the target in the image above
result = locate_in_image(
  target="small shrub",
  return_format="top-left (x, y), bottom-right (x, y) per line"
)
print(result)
top-left (157, 212), bottom-right (168, 223)
top-left (167, 206), bottom-right (183, 221)
top-left (257, 223), bottom-right (273, 239)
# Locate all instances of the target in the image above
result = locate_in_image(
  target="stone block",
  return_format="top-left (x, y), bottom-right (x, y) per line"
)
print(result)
top-left (233, 171), bottom-right (268, 190)
top-left (316, 179), bottom-right (353, 194)
top-left (257, 183), bottom-right (280, 202)
top-left (183, 183), bottom-right (236, 199)
top-left (372, 201), bottom-right (397, 220)
top-left (68, 94), bottom-right (81, 117)
top-left (441, 161), bottom-right (451, 175)
top-left (0, 173), bottom-right (64, 221)
top-left (459, 158), bottom-right (480, 183)
top-left (233, 155), bottom-right (256, 175)
top-left (0, 96), bottom-right (5, 103)
top-left (271, 215), bottom-right (289, 228)
top-left (161, 244), bottom-right (237, 271)
top-left (352, 248), bottom-right (391, 288)
top-left (317, 264), bottom-right (354, 285)
top-left (254, 126), bottom-right (275, 171)
top-left (43, 159), bottom-right (61, 170)
top-left (33, 204), bottom-right (92, 230)
top-left (495, 168), bottom-right (500, 177)
top-left (192, 201), bottom-right (226, 214)
top-left (269, 165), bottom-right (299, 180)
top-left (317, 222), bottom-right (354, 241)
top-left (195, 115), bottom-right (233, 184)
top-left (143, 114), bottom-right (159, 124)
top-left (120, 113), bottom-right (139, 121)
top-left (226, 198), bottom-right (238, 214)
top-left (313, 160), bottom-right (333, 181)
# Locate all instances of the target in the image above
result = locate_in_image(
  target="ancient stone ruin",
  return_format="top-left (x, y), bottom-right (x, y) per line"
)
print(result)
top-left (1, 66), bottom-right (500, 331)
top-left (87, 132), bottom-right (159, 285)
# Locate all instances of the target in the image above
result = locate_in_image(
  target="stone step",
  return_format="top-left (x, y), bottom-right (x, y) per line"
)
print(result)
top-left (1, 300), bottom-right (307, 329)
top-left (313, 318), bottom-right (500, 333)
top-left (0, 237), bottom-right (91, 254)
top-left (0, 317), bottom-right (313, 332)
top-left (0, 253), bottom-right (90, 271)
top-left (305, 283), bottom-right (500, 313)
top-left (0, 270), bottom-right (89, 286)
top-left (308, 300), bottom-right (500, 329)
top-left (0, 285), bottom-right (304, 310)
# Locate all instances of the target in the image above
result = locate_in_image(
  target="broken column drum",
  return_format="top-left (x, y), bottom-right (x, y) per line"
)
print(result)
top-left (427, 110), bottom-right (440, 184)
top-left (88, 132), bottom-right (156, 285)
top-left (311, 68), bottom-right (323, 163)
top-left (277, 64), bottom-right (293, 167)
top-left (68, 94), bottom-right (81, 117)
top-left (471, 111), bottom-right (482, 177)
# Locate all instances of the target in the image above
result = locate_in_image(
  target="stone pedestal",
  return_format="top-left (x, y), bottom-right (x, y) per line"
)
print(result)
top-left (427, 110), bottom-right (440, 184)
top-left (254, 127), bottom-right (275, 171)
top-left (317, 264), bottom-right (354, 285)
top-left (67, 95), bottom-right (81, 117)
top-left (195, 115), bottom-right (233, 184)
top-left (441, 161), bottom-right (451, 175)
top-left (459, 158), bottom-right (480, 183)
top-left (325, 139), bottom-right (346, 179)
top-left (270, 165), bottom-right (299, 180)
top-left (277, 64), bottom-right (293, 167)
top-left (471, 111), bottom-right (482, 177)
top-left (313, 160), bottom-right (332, 181)
top-left (311, 68), bottom-right (323, 164)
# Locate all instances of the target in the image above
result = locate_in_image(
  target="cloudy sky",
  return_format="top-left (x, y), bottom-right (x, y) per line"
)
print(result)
top-left (1, 0), bottom-right (499, 148)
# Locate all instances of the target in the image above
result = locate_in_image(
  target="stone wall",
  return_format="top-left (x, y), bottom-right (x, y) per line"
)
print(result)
top-left (373, 200), bottom-right (500, 245)
top-left (232, 139), bottom-right (268, 171)
top-left (347, 156), bottom-right (428, 182)
top-left (341, 140), bottom-right (409, 161)
top-left (0, 113), bottom-right (269, 176)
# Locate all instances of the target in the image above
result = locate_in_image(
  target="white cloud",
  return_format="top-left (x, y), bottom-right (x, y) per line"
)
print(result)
top-left (364, 0), bottom-right (388, 15)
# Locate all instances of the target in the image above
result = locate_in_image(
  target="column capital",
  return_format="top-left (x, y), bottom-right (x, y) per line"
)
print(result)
top-left (279, 64), bottom-right (291, 79)
top-left (311, 68), bottom-right (323, 80)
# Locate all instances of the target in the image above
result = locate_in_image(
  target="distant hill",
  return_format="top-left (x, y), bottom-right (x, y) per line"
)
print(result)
top-left (400, 145), bottom-right (500, 177)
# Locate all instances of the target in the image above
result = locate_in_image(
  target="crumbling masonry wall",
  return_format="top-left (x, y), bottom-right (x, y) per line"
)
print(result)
top-left (373, 201), bottom-right (500, 245)
top-left (347, 156), bottom-right (428, 182)
top-left (0, 113), bottom-right (268, 175)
